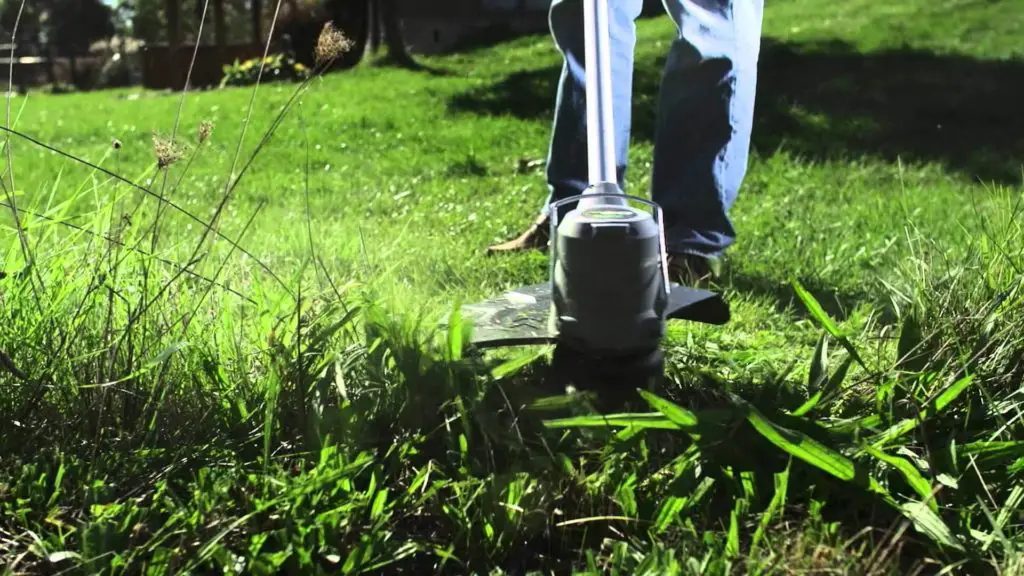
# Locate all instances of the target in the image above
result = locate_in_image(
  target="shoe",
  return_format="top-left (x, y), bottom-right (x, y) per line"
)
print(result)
top-left (486, 213), bottom-right (551, 255)
top-left (666, 252), bottom-right (719, 287)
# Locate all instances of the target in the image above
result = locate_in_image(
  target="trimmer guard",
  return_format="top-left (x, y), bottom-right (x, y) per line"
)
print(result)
top-left (460, 282), bottom-right (730, 349)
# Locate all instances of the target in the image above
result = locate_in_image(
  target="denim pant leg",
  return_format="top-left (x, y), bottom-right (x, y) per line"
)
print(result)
top-left (653, 0), bottom-right (763, 258)
top-left (544, 0), bottom-right (645, 221)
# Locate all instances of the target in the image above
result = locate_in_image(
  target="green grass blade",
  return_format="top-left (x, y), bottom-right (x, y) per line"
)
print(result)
top-left (900, 500), bottom-right (965, 552)
top-left (306, 306), bottom-right (361, 352)
top-left (994, 485), bottom-right (1023, 539)
top-left (790, 390), bottom-right (825, 418)
top-left (752, 459), bottom-right (791, 553)
top-left (790, 278), bottom-right (867, 368)
top-left (863, 444), bottom-right (938, 512)
top-left (543, 412), bottom-right (679, 430)
top-left (726, 505), bottom-right (741, 558)
top-left (809, 331), bottom-right (829, 390)
top-left (527, 392), bottom-right (596, 411)
top-left (653, 496), bottom-right (687, 533)
top-left (825, 413), bottom-right (883, 435)
top-left (740, 399), bottom-right (856, 481)
top-left (792, 354), bottom-right (855, 417)
top-left (896, 312), bottom-right (929, 373)
top-left (361, 542), bottom-right (422, 573)
top-left (960, 440), bottom-right (1024, 463)
top-left (370, 488), bottom-right (389, 522)
top-left (790, 278), bottom-right (843, 338)
top-left (637, 390), bottom-right (699, 429)
top-left (77, 341), bottom-right (190, 389)
top-left (870, 374), bottom-right (975, 448)
top-left (446, 304), bottom-right (465, 361)
top-left (926, 374), bottom-right (975, 418)
top-left (490, 346), bottom-right (549, 380)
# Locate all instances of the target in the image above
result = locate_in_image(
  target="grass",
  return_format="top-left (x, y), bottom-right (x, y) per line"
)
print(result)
top-left (1, 0), bottom-right (1023, 573)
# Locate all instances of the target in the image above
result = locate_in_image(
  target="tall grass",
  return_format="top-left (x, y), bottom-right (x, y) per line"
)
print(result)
top-left (3, 179), bottom-right (1021, 572)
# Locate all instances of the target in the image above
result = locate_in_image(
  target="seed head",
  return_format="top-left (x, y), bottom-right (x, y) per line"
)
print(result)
top-left (198, 120), bottom-right (214, 144)
top-left (315, 21), bottom-right (352, 67)
top-left (151, 130), bottom-right (183, 169)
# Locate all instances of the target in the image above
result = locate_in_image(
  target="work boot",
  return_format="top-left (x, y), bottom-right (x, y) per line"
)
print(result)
top-left (666, 252), bottom-right (720, 287)
top-left (486, 213), bottom-right (551, 255)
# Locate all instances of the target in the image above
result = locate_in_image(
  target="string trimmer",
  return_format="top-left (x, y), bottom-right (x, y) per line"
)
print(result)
top-left (456, 0), bottom-right (730, 400)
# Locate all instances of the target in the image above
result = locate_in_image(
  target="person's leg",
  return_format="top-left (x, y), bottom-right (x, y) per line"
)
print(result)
top-left (544, 0), bottom-right (644, 214)
top-left (654, 0), bottom-right (763, 269)
top-left (487, 0), bottom-right (644, 254)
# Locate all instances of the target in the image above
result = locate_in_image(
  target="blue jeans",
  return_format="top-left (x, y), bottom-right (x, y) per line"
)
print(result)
top-left (544, 0), bottom-right (763, 259)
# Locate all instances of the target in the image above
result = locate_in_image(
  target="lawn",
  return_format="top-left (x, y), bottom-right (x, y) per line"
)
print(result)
top-left (1, 0), bottom-right (1022, 573)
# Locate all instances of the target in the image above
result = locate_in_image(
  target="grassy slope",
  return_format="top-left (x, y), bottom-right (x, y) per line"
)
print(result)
top-left (1, 0), bottom-right (1022, 573)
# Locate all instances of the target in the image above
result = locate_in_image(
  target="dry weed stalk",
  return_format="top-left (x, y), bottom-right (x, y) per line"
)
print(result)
top-left (315, 21), bottom-right (353, 68)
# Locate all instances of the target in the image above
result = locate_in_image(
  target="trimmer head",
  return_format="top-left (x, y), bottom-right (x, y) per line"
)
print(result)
top-left (459, 260), bottom-right (729, 351)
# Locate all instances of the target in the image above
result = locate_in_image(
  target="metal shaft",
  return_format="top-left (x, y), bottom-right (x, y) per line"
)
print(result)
top-left (583, 0), bottom-right (617, 188)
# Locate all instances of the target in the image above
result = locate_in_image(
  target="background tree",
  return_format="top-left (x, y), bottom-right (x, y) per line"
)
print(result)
top-left (0, 2), bottom-right (51, 84)
top-left (0, 1), bottom-right (44, 48)
top-left (127, 0), bottom-right (167, 43)
top-left (48, 0), bottom-right (116, 85)
top-left (0, 0), bottom-right (115, 86)
top-left (376, 0), bottom-right (417, 69)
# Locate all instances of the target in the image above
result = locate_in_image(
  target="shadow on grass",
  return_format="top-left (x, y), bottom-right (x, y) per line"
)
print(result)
top-left (721, 269), bottom-right (891, 323)
top-left (447, 37), bottom-right (1024, 187)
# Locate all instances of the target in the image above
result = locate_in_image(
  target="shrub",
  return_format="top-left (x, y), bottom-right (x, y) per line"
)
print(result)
top-left (220, 53), bottom-right (310, 88)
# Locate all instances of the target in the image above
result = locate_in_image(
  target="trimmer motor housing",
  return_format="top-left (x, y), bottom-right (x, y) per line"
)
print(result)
top-left (549, 184), bottom-right (670, 357)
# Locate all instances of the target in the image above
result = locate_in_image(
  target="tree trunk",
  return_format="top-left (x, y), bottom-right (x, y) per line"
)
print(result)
top-left (194, 0), bottom-right (204, 43)
top-left (46, 44), bottom-right (58, 85)
top-left (166, 0), bottom-right (181, 47)
top-left (251, 0), bottom-right (263, 44)
top-left (379, 0), bottom-right (417, 69)
top-left (321, 0), bottom-right (369, 70)
top-left (364, 0), bottom-right (382, 58)
top-left (214, 0), bottom-right (226, 46)
top-left (69, 52), bottom-right (78, 87)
